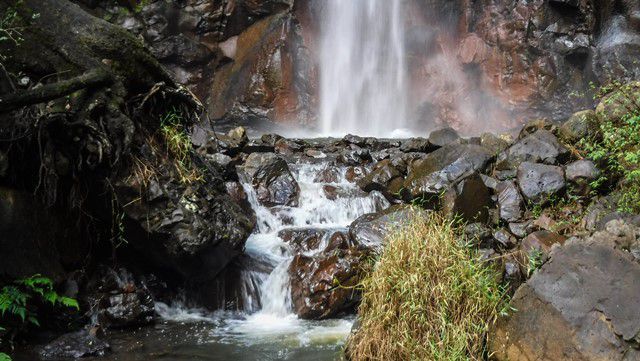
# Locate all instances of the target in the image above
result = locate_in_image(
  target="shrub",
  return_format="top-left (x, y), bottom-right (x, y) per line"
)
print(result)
top-left (0, 275), bottom-right (79, 357)
top-left (346, 211), bottom-right (508, 361)
top-left (580, 81), bottom-right (640, 213)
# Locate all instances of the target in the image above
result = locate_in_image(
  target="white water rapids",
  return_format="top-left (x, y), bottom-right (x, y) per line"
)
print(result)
top-left (319, 0), bottom-right (410, 137)
top-left (156, 160), bottom-right (390, 355)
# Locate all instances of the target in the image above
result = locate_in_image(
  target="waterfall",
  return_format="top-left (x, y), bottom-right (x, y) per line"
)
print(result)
top-left (319, 0), bottom-right (409, 137)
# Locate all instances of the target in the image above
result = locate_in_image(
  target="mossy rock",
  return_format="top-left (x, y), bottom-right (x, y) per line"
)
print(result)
top-left (595, 81), bottom-right (640, 123)
top-left (558, 109), bottom-right (599, 142)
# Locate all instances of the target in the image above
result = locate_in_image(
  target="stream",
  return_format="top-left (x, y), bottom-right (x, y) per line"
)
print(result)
top-left (13, 157), bottom-right (389, 361)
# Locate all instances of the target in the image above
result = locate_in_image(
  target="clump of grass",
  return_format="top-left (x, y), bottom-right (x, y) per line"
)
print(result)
top-left (347, 211), bottom-right (507, 361)
top-left (159, 109), bottom-right (202, 185)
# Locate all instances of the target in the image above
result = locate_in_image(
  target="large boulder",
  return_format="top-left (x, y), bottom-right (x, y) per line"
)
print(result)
top-left (441, 173), bottom-right (493, 223)
top-left (97, 289), bottom-right (155, 329)
top-left (356, 159), bottom-right (402, 194)
top-left (497, 130), bottom-right (569, 168)
top-left (40, 330), bottom-right (110, 360)
top-left (115, 163), bottom-right (255, 291)
top-left (238, 152), bottom-right (300, 207)
top-left (428, 127), bottom-right (461, 147)
top-left (289, 248), bottom-right (367, 319)
top-left (348, 205), bottom-right (425, 250)
top-left (559, 110), bottom-right (599, 142)
top-left (403, 143), bottom-right (493, 200)
top-left (517, 162), bottom-right (566, 201)
top-left (491, 238), bottom-right (640, 361)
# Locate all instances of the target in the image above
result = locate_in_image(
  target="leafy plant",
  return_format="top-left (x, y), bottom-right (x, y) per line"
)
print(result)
top-left (0, 352), bottom-right (10, 361)
top-left (579, 81), bottom-right (640, 213)
top-left (0, 275), bottom-right (79, 327)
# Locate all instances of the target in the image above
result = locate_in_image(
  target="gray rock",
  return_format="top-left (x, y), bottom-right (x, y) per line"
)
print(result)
top-left (356, 159), bottom-right (402, 193)
top-left (98, 290), bottom-right (155, 329)
top-left (403, 144), bottom-right (493, 200)
top-left (428, 127), bottom-right (461, 147)
top-left (491, 240), bottom-right (640, 361)
top-left (400, 138), bottom-right (434, 153)
top-left (558, 110), bottom-right (598, 142)
top-left (565, 159), bottom-right (599, 182)
top-left (239, 153), bottom-right (300, 207)
top-left (40, 331), bottom-right (110, 360)
top-left (480, 133), bottom-right (510, 155)
top-left (498, 130), bottom-right (569, 168)
top-left (494, 229), bottom-right (518, 249)
top-left (517, 162), bottom-right (565, 201)
top-left (349, 205), bottom-right (425, 250)
top-left (497, 181), bottom-right (524, 222)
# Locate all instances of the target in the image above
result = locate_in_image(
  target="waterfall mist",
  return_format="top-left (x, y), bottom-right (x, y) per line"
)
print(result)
top-left (319, 0), bottom-right (411, 137)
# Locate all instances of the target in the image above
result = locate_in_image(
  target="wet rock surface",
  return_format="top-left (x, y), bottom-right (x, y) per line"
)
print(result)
top-left (39, 330), bottom-right (111, 360)
top-left (289, 248), bottom-right (367, 320)
top-left (517, 162), bottom-right (566, 201)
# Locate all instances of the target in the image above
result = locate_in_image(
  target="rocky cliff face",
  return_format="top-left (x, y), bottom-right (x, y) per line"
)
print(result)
top-left (86, 0), bottom-right (640, 134)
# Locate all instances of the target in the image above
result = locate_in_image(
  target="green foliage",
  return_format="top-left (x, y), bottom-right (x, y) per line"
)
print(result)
top-left (0, 1), bottom-right (39, 62)
top-left (347, 211), bottom-right (508, 361)
top-left (579, 82), bottom-right (640, 213)
top-left (159, 109), bottom-right (202, 184)
top-left (0, 352), bottom-right (10, 361)
top-left (526, 249), bottom-right (544, 278)
top-left (0, 275), bottom-right (79, 328)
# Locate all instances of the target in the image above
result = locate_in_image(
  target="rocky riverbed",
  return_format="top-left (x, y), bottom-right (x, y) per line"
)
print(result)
top-left (5, 108), bottom-right (638, 360)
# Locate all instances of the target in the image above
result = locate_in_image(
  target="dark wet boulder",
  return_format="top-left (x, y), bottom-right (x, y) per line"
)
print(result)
top-left (115, 163), bottom-right (255, 291)
top-left (289, 248), bottom-right (367, 320)
top-left (274, 138), bottom-right (308, 155)
top-left (345, 166), bottom-right (367, 183)
top-left (349, 205), bottom-right (424, 250)
top-left (517, 162), bottom-right (566, 201)
top-left (558, 110), bottom-right (598, 142)
top-left (337, 147), bottom-right (372, 166)
top-left (253, 161), bottom-right (300, 207)
top-left (203, 127), bottom-right (249, 156)
top-left (403, 144), bottom-right (493, 201)
top-left (40, 330), bottom-right (110, 360)
top-left (356, 159), bottom-right (402, 194)
top-left (491, 239), bottom-right (640, 361)
top-left (98, 289), bottom-right (155, 329)
top-left (278, 227), bottom-right (332, 253)
top-left (497, 130), bottom-right (569, 168)
top-left (239, 153), bottom-right (300, 207)
top-left (261, 133), bottom-right (284, 147)
top-left (314, 165), bottom-right (342, 183)
top-left (441, 173), bottom-right (493, 223)
top-left (428, 127), bottom-right (461, 147)
top-left (497, 181), bottom-right (525, 222)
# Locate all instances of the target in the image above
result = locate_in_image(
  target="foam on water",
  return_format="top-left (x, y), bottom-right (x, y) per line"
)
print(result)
top-left (156, 161), bottom-right (389, 350)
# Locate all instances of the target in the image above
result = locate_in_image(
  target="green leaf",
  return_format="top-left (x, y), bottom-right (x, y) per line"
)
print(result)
top-left (0, 352), bottom-right (11, 361)
top-left (60, 297), bottom-right (79, 310)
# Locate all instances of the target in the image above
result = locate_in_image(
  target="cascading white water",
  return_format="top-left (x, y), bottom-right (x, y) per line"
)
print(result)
top-left (319, 0), bottom-right (409, 137)
top-left (236, 162), bottom-right (389, 331)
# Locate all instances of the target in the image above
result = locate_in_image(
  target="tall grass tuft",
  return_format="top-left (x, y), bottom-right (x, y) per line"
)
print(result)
top-left (346, 211), bottom-right (507, 361)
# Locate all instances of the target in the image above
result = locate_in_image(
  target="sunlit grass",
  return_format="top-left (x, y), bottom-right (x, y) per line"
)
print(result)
top-left (347, 211), bottom-right (508, 361)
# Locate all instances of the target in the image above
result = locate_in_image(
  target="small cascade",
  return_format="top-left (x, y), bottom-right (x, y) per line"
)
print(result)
top-left (236, 162), bottom-right (389, 326)
top-left (319, 0), bottom-right (410, 136)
